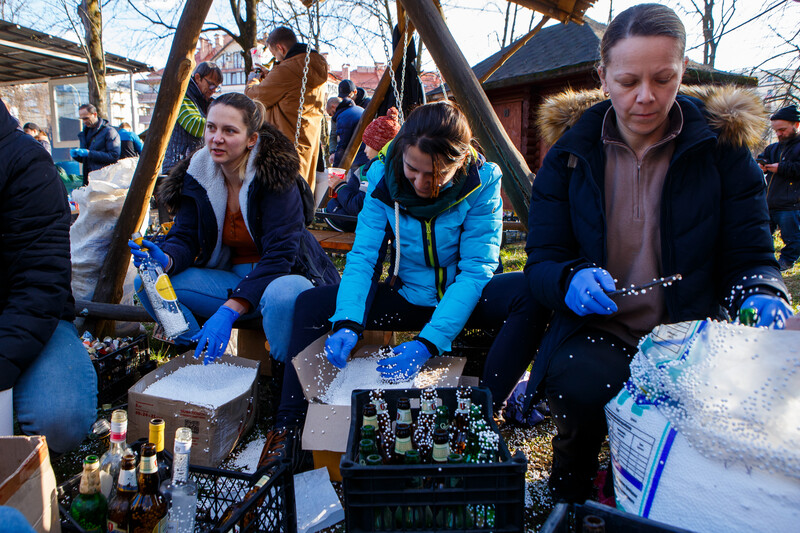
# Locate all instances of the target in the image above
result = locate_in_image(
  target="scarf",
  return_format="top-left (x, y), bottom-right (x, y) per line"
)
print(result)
top-left (186, 78), bottom-right (211, 116)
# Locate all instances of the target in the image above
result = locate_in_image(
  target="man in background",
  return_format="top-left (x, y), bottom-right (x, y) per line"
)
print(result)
top-left (118, 122), bottom-right (143, 159)
top-left (246, 26), bottom-right (328, 190)
top-left (759, 105), bottom-right (800, 271)
top-left (162, 61), bottom-right (222, 174)
top-left (71, 103), bottom-right (120, 185)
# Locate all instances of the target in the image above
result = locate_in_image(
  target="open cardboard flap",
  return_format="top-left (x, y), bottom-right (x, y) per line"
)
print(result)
top-left (293, 335), bottom-right (466, 454)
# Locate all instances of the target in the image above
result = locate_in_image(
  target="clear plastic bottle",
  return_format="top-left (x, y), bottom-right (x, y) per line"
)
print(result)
top-left (131, 232), bottom-right (189, 339)
top-left (99, 409), bottom-right (134, 499)
top-left (161, 427), bottom-right (197, 533)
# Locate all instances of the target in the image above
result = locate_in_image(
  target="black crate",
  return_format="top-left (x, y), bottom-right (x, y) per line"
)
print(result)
top-left (58, 462), bottom-right (295, 532)
top-left (92, 335), bottom-right (152, 405)
top-left (541, 501), bottom-right (697, 533)
top-left (340, 387), bottom-right (526, 532)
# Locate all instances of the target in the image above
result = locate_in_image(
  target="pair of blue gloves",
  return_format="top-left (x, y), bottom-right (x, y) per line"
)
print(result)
top-left (325, 329), bottom-right (432, 382)
top-left (128, 238), bottom-right (240, 364)
top-left (70, 148), bottom-right (89, 159)
top-left (566, 267), bottom-right (792, 329)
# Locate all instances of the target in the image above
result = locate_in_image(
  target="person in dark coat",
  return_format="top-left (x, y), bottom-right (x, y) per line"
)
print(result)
top-left (0, 97), bottom-right (97, 453)
top-left (758, 105), bottom-right (800, 271)
top-left (22, 122), bottom-right (51, 154)
top-left (72, 103), bottom-right (121, 185)
top-left (524, 4), bottom-right (792, 503)
top-left (354, 87), bottom-right (371, 109)
top-left (129, 93), bottom-right (339, 366)
top-left (331, 80), bottom-right (368, 168)
top-left (118, 122), bottom-right (143, 159)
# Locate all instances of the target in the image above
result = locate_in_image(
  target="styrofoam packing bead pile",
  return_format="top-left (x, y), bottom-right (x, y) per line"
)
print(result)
top-left (229, 434), bottom-right (266, 473)
top-left (142, 363), bottom-right (257, 409)
top-left (320, 354), bottom-right (455, 406)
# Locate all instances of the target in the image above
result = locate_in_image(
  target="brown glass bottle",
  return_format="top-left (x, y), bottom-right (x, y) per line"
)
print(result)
top-left (432, 428), bottom-right (450, 464)
top-left (107, 454), bottom-right (137, 532)
top-left (362, 403), bottom-right (378, 429)
top-left (148, 418), bottom-right (170, 484)
top-left (393, 423), bottom-right (413, 465)
top-left (582, 515), bottom-right (606, 533)
top-left (451, 396), bottom-right (470, 455)
top-left (129, 443), bottom-right (167, 533)
top-left (396, 397), bottom-right (413, 426)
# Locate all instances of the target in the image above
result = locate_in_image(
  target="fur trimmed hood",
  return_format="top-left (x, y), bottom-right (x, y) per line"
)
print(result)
top-left (158, 120), bottom-right (300, 215)
top-left (537, 85), bottom-right (766, 149)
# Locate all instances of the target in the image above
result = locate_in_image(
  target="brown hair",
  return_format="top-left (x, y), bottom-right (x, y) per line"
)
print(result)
top-left (208, 93), bottom-right (266, 181)
top-left (387, 101), bottom-right (473, 198)
top-left (600, 3), bottom-right (686, 66)
top-left (267, 27), bottom-right (297, 48)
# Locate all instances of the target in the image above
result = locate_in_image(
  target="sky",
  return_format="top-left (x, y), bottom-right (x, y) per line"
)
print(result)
top-left (12, 0), bottom-right (800, 79)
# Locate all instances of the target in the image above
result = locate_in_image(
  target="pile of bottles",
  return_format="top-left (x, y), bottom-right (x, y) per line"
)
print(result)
top-left (358, 386), bottom-right (500, 466)
top-left (69, 411), bottom-right (270, 532)
top-left (355, 386), bottom-right (501, 530)
top-left (80, 333), bottom-right (140, 360)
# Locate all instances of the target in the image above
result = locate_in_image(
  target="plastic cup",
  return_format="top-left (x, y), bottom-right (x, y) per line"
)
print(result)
top-left (327, 167), bottom-right (346, 180)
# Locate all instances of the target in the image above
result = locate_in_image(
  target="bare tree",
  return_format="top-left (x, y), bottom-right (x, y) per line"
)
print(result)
top-left (78, 0), bottom-right (107, 117)
top-left (0, 0), bottom-right (25, 22)
top-left (685, 0), bottom-right (738, 68)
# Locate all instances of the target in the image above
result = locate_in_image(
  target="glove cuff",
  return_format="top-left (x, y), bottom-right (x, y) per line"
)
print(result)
top-left (332, 320), bottom-right (363, 337)
top-left (413, 336), bottom-right (438, 357)
top-left (219, 305), bottom-right (241, 322)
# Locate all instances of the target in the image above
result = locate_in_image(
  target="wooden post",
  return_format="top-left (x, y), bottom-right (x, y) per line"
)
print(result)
top-left (85, 0), bottom-right (214, 335)
top-left (400, 0), bottom-right (533, 228)
top-left (479, 16), bottom-right (550, 84)
top-left (339, 21), bottom-right (414, 170)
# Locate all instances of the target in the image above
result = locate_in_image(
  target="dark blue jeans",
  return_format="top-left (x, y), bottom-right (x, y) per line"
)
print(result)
top-left (770, 209), bottom-right (800, 268)
top-left (275, 272), bottom-right (549, 427)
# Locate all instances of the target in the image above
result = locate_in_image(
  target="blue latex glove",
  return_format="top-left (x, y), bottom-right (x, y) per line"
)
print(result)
top-left (324, 328), bottom-right (358, 369)
top-left (565, 267), bottom-right (618, 316)
top-left (377, 340), bottom-right (432, 383)
top-left (191, 306), bottom-right (240, 364)
top-left (128, 239), bottom-right (170, 270)
top-left (741, 294), bottom-right (793, 329)
top-left (70, 148), bottom-right (89, 159)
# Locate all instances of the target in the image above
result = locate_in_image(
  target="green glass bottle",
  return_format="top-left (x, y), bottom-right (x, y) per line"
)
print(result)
top-left (359, 438), bottom-right (378, 465)
top-left (739, 306), bottom-right (758, 326)
top-left (71, 455), bottom-right (108, 533)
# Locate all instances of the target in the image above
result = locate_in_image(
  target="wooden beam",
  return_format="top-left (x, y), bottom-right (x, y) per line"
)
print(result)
top-left (85, 0), bottom-right (214, 336)
top-left (479, 16), bottom-right (550, 84)
top-left (75, 300), bottom-right (155, 322)
top-left (339, 21), bottom-right (414, 170)
top-left (400, 0), bottom-right (533, 229)
top-left (510, 0), bottom-right (589, 24)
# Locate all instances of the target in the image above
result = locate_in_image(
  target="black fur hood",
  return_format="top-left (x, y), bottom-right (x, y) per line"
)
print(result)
top-left (158, 120), bottom-right (300, 214)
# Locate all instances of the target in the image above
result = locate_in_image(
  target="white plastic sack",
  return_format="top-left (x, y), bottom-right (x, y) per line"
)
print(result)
top-left (606, 320), bottom-right (800, 532)
top-left (69, 158), bottom-right (146, 304)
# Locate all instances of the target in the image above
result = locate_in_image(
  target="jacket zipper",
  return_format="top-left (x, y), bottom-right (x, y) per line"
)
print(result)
top-left (422, 219), bottom-right (446, 301)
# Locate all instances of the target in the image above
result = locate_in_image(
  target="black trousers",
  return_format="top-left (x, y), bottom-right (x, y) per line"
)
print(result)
top-left (275, 272), bottom-right (548, 427)
top-left (544, 326), bottom-right (636, 503)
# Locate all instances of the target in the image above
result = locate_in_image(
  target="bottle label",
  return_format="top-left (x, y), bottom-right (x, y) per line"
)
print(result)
top-left (110, 421), bottom-right (127, 443)
top-left (140, 455), bottom-right (157, 474)
top-left (432, 443), bottom-right (450, 462)
top-left (117, 468), bottom-right (137, 490)
top-left (397, 410), bottom-right (412, 424)
top-left (107, 519), bottom-right (126, 533)
top-left (155, 274), bottom-right (178, 301)
top-left (363, 414), bottom-right (378, 428)
top-left (394, 437), bottom-right (412, 456)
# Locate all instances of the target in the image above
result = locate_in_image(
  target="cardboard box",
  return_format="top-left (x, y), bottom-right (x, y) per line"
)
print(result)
top-left (293, 335), bottom-right (465, 480)
top-left (0, 436), bottom-right (61, 533)
top-left (128, 353), bottom-right (259, 467)
top-left (236, 329), bottom-right (272, 376)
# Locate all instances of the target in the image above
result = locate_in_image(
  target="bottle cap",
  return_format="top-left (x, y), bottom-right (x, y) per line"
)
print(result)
top-left (149, 418), bottom-right (165, 452)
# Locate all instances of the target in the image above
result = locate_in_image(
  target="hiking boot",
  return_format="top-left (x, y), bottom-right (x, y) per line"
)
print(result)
top-left (258, 426), bottom-right (295, 475)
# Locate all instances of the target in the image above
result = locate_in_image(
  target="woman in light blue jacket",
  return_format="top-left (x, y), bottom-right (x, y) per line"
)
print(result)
top-left (272, 101), bottom-right (547, 434)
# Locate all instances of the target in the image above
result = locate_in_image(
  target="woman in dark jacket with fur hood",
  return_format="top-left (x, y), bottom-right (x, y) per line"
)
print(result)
top-left (129, 92), bottom-right (339, 364)
top-left (524, 4), bottom-right (792, 503)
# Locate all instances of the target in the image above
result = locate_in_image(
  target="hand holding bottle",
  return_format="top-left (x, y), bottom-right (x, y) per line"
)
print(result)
top-left (192, 306), bottom-right (240, 364)
top-left (377, 340), bottom-right (432, 383)
top-left (128, 239), bottom-right (169, 270)
top-left (565, 267), bottom-right (618, 316)
top-left (740, 294), bottom-right (793, 329)
top-left (324, 328), bottom-right (358, 369)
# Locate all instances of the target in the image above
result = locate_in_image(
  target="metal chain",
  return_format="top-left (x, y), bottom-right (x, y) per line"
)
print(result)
top-left (295, 3), bottom-right (316, 149)
top-left (397, 13), bottom-right (409, 121)
top-left (379, 16), bottom-right (404, 125)
top-left (436, 66), bottom-right (448, 101)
